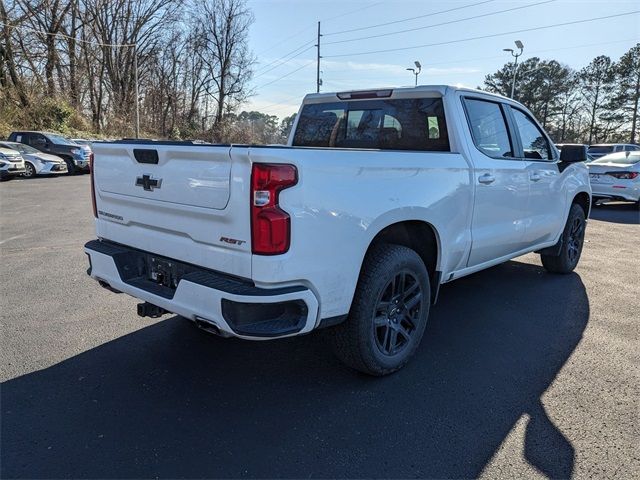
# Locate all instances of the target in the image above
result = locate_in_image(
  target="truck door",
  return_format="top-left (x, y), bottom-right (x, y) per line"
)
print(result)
top-left (461, 97), bottom-right (530, 267)
top-left (508, 107), bottom-right (565, 246)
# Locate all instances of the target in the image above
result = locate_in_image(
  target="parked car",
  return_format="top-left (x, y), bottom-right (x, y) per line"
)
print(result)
top-left (84, 85), bottom-right (591, 375)
top-left (587, 143), bottom-right (640, 160)
top-left (0, 146), bottom-right (26, 180)
top-left (556, 144), bottom-right (595, 162)
top-left (0, 141), bottom-right (68, 177)
top-left (587, 151), bottom-right (640, 208)
top-left (7, 131), bottom-right (91, 174)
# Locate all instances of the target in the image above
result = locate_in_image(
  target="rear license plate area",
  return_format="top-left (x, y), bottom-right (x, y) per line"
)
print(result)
top-left (146, 256), bottom-right (188, 289)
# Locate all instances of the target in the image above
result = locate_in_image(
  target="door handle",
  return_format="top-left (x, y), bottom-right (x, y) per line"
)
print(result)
top-left (478, 173), bottom-right (495, 185)
top-left (530, 172), bottom-right (541, 182)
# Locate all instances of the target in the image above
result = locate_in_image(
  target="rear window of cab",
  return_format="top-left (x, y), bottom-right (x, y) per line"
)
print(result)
top-left (293, 98), bottom-right (450, 152)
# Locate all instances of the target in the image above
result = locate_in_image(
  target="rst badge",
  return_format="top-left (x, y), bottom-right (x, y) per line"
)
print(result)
top-left (135, 174), bottom-right (162, 191)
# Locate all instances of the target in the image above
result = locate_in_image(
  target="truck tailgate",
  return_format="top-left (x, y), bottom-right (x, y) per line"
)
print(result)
top-left (91, 142), bottom-right (252, 279)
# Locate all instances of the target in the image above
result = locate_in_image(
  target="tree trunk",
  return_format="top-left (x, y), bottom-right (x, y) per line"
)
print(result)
top-left (630, 72), bottom-right (640, 144)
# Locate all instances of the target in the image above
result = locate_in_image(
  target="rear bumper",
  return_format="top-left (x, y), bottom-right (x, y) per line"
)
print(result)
top-left (591, 183), bottom-right (640, 202)
top-left (84, 239), bottom-right (319, 339)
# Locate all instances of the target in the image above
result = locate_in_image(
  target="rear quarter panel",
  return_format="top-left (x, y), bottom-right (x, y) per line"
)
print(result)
top-left (248, 146), bottom-right (473, 319)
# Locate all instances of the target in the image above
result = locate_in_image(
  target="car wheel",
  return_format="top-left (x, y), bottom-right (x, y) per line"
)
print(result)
top-left (23, 162), bottom-right (37, 178)
top-left (541, 203), bottom-right (586, 274)
top-left (330, 243), bottom-right (431, 376)
top-left (63, 158), bottom-right (76, 175)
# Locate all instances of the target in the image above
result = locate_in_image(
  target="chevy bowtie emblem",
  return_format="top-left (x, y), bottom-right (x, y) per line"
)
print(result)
top-left (135, 174), bottom-right (162, 191)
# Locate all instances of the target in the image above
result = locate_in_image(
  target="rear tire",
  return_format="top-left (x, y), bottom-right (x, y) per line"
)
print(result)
top-left (541, 203), bottom-right (586, 274)
top-left (330, 243), bottom-right (431, 376)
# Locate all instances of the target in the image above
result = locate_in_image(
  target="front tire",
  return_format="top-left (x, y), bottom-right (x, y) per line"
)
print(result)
top-left (540, 203), bottom-right (586, 274)
top-left (330, 243), bottom-right (431, 376)
top-left (63, 157), bottom-right (76, 175)
top-left (23, 162), bottom-right (37, 178)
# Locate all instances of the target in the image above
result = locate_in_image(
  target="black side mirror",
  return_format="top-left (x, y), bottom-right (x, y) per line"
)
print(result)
top-left (560, 144), bottom-right (587, 163)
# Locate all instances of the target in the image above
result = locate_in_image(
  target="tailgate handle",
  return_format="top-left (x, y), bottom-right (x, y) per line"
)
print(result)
top-left (133, 149), bottom-right (159, 164)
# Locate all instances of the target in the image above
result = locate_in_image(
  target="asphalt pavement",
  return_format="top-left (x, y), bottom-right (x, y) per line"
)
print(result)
top-left (1, 175), bottom-right (638, 479)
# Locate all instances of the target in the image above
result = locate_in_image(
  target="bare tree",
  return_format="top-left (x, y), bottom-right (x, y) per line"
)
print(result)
top-left (192, 0), bottom-right (255, 140)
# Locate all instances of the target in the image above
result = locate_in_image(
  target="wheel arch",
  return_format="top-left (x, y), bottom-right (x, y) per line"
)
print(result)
top-left (24, 160), bottom-right (37, 176)
top-left (572, 190), bottom-right (591, 218)
top-left (363, 219), bottom-right (442, 304)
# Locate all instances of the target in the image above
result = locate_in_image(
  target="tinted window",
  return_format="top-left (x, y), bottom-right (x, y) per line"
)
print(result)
top-left (588, 145), bottom-right (614, 154)
top-left (293, 98), bottom-right (449, 151)
top-left (512, 108), bottom-right (551, 160)
top-left (46, 133), bottom-right (77, 146)
top-left (29, 134), bottom-right (47, 147)
top-left (464, 98), bottom-right (513, 158)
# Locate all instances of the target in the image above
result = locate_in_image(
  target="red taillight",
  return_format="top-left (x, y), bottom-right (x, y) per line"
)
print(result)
top-left (90, 153), bottom-right (97, 218)
top-left (606, 171), bottom-right (638, 180)
top-left (251, 163), bottom-right (297, 255)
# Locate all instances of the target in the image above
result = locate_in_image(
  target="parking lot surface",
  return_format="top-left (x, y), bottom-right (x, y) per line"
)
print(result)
top-left (1, 175), bottom-right (638, 479)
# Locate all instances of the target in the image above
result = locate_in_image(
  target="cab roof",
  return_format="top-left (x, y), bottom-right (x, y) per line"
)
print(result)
top-left (303, 84), bottom-right (512, 103)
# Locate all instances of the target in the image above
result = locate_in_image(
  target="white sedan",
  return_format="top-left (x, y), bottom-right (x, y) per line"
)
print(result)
top-left (0, 141), bottom-right (68, 178)
top-left (588, 151), bottom-right (640, 208)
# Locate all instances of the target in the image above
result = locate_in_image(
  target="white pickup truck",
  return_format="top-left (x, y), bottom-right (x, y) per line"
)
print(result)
top-left (85, 85), bottom-right (591, 375)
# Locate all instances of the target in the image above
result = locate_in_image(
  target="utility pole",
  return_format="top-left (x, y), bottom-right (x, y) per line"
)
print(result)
top-left (133, 44), bottom-right (140, 139)
top-left (316, 21), bottom-right (322, 93)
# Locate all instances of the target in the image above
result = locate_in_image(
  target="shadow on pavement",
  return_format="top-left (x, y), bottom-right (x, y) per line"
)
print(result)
top-left (590, 201), bottom-right (639, 225)
top-left (1, 260), bottom-right (588, 479)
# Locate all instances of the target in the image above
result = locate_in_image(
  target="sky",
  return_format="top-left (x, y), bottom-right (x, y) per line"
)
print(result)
top-left (243, 0), bottom-right (640, 119)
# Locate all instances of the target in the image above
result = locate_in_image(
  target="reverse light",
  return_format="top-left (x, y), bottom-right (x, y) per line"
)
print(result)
top-left (251, 163), bottom-right (297, 255)
top-left (606, 171), bottom-right (638, 180)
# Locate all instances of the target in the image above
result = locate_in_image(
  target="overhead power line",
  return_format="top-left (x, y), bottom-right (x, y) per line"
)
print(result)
top-left (321, 2), bottom-right (385, 23)
top-left (255, 26), bottom-right (313, 58)
top-left (253, 42), bottom-right (315, 79)
top-left (324, 10), bottom-right (640, 58)
top-left (323, 0), bottom-right (496, 36)
top-left (324, 0), bottom-right (556, 46)
top-left (254, 2), bottom-right (383, 61)
top-left (255, 60), bottom-right (316, 90)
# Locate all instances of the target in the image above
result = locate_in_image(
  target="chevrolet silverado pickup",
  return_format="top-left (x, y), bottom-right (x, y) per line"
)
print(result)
top-left (85, 85), bottom-right (591, 375)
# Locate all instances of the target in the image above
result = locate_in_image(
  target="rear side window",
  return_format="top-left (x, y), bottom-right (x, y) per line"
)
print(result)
top-left (463, 98), bottom-right (513, 158)
top-left (588, 145), bottom-right (614, 154)
top-left (292, 98), bottom-right (449, 151)
top-left (512, 108), bottom-right (552, 160)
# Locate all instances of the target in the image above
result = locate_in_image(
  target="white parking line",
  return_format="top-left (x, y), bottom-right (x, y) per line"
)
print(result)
top-left (0, 234), bottom-right (26, 245)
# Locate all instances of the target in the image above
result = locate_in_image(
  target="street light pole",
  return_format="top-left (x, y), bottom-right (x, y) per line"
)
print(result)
top-left (406, 60), bottom-right (422, 86)
top-left (503, 40), bottom-right (524, 99)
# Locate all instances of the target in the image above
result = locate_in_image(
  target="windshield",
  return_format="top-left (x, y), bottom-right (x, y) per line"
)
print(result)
top-left (46, 133), bottom-right (78, 146)
top-left (588, 145), bottom-right (614, 154)
top-left (1, 142), bottom-right (38, 154)
top-left (591, 152), bottom-right (640, 165)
